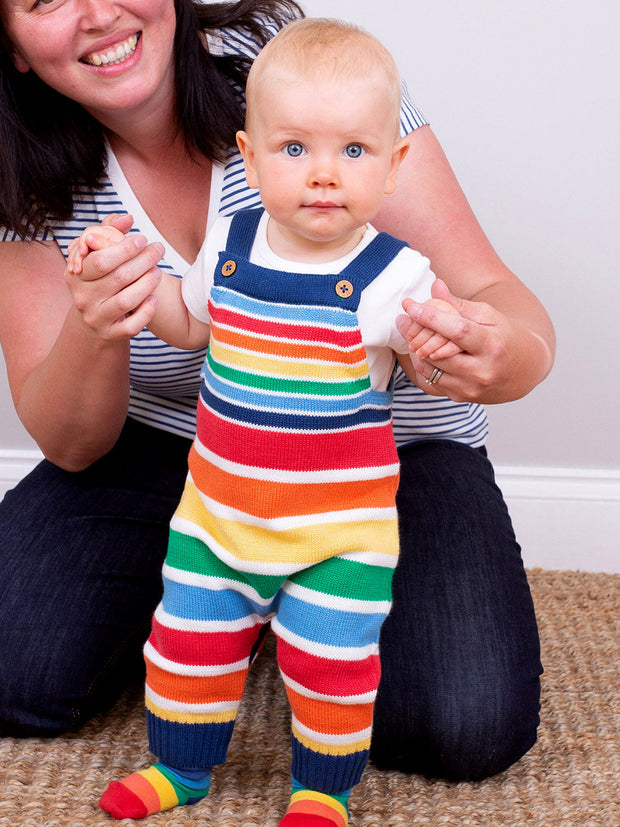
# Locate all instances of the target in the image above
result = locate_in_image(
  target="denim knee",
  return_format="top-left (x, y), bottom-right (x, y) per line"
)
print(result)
top-left (0, 628), bottom-right (147, 737)
top-left (371, 670), bottom-right (540, 781)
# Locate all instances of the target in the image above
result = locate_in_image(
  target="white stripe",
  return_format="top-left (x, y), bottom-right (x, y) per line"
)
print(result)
top-left (145, 684), bottom-right (239, 715)
top-left (291, 714), bottom-right (372, 746)
top-left (282, 581), bottom-right (392, 615)
top-left (154, 604), bottom-right (267, 633)
top-left (144, 640), bottom-right (249, 677)
top-left (192, 439), bottom-right (400, 484)
top-left (162, 563), bottom-right (275, 606)
top-left (270, 617), bottom-right (379, 661)
top-left (337, 550), bottom-right (399, 569)
top-left (279, 671), bottom-right (377, 705)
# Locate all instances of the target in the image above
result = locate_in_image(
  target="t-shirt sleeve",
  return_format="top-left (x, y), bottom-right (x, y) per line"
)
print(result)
top-left (181, 215), bottom-right (233, 324)
top-left (358, 246), bottom-right (435, 357)
top-left (387, 248), bottom-right (435, 354)
top-left (400, 82), bottom-right (428, 137)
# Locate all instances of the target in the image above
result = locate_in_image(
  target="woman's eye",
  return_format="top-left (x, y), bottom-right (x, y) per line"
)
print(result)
top-left (344, 144), bottom-right (364, 159)
top-left (283, 143), bottom-right (305, 157)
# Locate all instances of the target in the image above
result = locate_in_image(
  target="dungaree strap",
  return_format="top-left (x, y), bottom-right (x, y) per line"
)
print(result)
top-left (225, 208), bottom-right (264, 258)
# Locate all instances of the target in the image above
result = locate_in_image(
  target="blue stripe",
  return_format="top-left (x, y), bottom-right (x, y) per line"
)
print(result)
top-left (277, 594), bottom-right (388, 650)
top-left (161, 579), bottom-right (273, 623)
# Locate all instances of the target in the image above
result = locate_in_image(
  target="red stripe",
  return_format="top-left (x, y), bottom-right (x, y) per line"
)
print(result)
top-left (209, 303), bottom-right (362, 349)
top-left (196, 405), bottom-right (398, 473)
top-left (277, 638), bottom-right (381, 697)
top-left (148, 617), bottom-right (262, 666)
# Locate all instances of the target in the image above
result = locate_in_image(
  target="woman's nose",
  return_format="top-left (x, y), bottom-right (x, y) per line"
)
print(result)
top-left (78, 0), bottom-right (121, 30)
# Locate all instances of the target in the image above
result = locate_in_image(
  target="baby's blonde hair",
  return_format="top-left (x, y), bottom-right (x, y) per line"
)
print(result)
top-left (245, 17), bottom-right (403, 137)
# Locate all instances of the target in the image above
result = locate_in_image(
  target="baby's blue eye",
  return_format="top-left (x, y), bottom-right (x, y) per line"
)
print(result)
top-left (284, 143), bottom-right (305, 157)
top-left (345, 144), bottom-right (364, 158)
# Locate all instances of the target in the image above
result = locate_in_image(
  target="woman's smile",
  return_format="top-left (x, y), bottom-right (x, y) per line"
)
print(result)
top-left (82, 33), bottom-right (140, 67)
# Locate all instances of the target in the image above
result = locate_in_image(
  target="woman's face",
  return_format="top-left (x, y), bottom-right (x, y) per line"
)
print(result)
top-left (0, 0), bottom-right (177, 124)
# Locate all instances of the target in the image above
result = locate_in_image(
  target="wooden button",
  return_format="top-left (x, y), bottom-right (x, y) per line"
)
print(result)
top-left (221, 259), bottom-right (237, 277)
top-left (335, 279), bottom-right (354, 298)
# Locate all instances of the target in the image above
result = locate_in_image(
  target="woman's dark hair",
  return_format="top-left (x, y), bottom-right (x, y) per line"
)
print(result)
top-left (0, 0), bottom-right (303, 236)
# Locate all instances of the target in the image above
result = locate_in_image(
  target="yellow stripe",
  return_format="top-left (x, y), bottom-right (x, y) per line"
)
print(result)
top-left (292, 723), bottom-right (371, 756)
top-left (210, 340), bottom-right (368, 381)
top-left (146, 695), bottom-right (238, 725)
top-left (140, 766), bottom-right (179, 811)
top-left (176, 480), bottom-right (398, 567)
top-left (290, 790), bottom-right (349, 823)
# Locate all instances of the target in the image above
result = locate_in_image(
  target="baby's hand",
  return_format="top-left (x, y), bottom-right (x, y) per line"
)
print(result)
top-left (66, 224), bottom-right (127, 275)
top-left (400, 296), bottom-right (464, 359)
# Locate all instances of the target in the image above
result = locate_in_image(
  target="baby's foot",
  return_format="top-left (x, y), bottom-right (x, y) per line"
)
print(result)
top-left (99, 763), bottom-right (210, 820)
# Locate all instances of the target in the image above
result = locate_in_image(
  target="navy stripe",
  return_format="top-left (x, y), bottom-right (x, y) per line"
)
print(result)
top-left (199, 382), bottom-right (392, 432)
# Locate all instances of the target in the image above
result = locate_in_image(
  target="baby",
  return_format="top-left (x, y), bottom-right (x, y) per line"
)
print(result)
top-left (68, 17), bottom-right (457, 827)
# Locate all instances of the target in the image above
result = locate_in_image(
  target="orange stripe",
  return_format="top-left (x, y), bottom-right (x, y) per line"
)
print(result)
top-left (188, 453), bottom-right (397, 519)
top-left (122, 772), bottom-right (165, 815)
top-left (146, 661), bottom-right (248, 704)
top-left (216, 326), bottom-right (366, 365)
top-left (287, 800), bottom-right (347, 827)
top-left (286, 686), bottom-right (374, 735)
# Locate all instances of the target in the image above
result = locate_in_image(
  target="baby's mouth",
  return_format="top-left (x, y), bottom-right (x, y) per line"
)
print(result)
top-left (82, 33), bottom-right (140, 67)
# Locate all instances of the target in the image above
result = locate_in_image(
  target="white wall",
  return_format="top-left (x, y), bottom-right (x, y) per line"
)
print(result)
top-left (1, 0), bottom-right (618, 571)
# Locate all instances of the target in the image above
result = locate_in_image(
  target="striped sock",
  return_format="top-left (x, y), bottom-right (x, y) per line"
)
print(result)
top-left (278, 781), bottom-right (350, 827)
top-left (98, 762), bottom-right (211, 820)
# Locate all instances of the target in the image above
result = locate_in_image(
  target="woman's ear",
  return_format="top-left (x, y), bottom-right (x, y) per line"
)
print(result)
top-left (12, 51), bottom-right (31, 73)
top-left (1, 31), bottom-right (31, 73)
top-left (236, 130), bottom-right (259, 189)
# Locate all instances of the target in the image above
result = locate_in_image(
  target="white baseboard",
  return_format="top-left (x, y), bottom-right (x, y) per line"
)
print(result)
top-left (495, 466), bottom-right (620, 574)
top-left (0, 451), bottom-right (618, 573)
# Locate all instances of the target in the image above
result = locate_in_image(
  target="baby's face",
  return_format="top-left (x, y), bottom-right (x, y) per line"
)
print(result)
top-left (239, 70), bottom-right (406, 255)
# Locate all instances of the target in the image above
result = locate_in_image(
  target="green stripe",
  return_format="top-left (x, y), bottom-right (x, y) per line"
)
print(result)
top-left (166, 530), bottom-right (284, 599)
top-left (290, 556), bottom-right (394, 603)
top-left (207, 349), bottom-right (370, 396)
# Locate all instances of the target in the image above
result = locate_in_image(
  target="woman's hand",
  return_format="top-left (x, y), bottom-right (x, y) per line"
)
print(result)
top-left (396, 278), bottom-right (553, 403)
top-left (64, 214), bottom-right (164, 342)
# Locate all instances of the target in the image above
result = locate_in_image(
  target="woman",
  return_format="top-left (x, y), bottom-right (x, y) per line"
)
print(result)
top-left (0, 0), bottom-right (553, 782)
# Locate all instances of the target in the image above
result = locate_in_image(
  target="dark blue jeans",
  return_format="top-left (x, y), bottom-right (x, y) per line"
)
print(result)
top-left (0, 420), bottom-right (541, 781)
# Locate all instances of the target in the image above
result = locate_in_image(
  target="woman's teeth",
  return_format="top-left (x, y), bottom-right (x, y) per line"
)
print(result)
top-left (86, 34), bottom-right (139, 66)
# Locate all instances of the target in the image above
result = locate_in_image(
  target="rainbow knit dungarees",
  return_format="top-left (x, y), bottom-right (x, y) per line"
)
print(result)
top-left (144, 209), bottom-right (406, 794)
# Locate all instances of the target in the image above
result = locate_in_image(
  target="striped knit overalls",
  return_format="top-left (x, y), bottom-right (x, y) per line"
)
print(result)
top-left (144, 209), bottom-right (407, 794)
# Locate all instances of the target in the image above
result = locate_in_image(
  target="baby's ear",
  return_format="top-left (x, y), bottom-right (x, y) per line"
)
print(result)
top-left (236, 131), bottom-right (259, 189)
top-left (384, 137), bottom-right (410, 195)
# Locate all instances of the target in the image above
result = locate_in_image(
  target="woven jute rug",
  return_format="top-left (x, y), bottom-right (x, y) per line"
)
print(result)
top-left (1, 569), bottom-right (618, 827)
